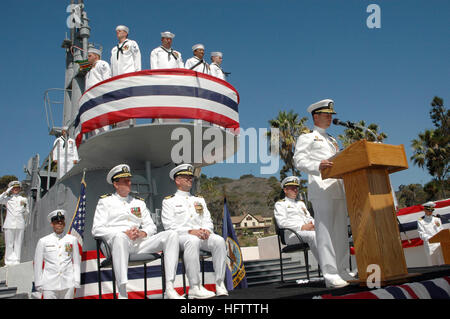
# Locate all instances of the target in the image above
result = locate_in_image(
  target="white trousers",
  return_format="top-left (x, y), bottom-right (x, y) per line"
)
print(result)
top-left (310, 198), bottom-right (349, 276)
top-left (286, 230), bottom-right (320, 263)
top-left (4, 228), bottom-right (24, 266)
top-left (425, 243), bottom-right (444, 266)
top-left (43, 288), bottom-right (74, 299)
top-left (179, 233), bottom-right (227, 286)
top-left (108, 230), bottom-right (179, 286)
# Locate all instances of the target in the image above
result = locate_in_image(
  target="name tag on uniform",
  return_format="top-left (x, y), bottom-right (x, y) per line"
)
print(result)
top-left (131, 207), bottom-right (141, 218)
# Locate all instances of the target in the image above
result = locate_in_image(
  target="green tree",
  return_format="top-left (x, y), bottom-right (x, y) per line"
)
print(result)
top-left (396, 184), bottom-right (427, 208)
top-left (411, 96), bottom-right (449, 199)
top-left (337, 120), bottom-right (388, 148)
top-left (267, 110), bottom-right (310, 183)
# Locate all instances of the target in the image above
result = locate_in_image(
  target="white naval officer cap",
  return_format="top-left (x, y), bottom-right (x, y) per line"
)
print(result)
top-left (211, 51), bottom-right (223, 57)
top-left (48, 209), bottom-right (66, 223)
top-left (170, 164), bottom-right (194, 180)
top-left (161, 31), bottom-right (175, 38)
top-left (106, 164), bottom-right (132, 184)
top-left (88, 47), bottom-right (102, 57)
top-left (192, 43), bottom-right (205, 51)
top-left (8, 180), bottom-right (21, 188)
top-left (307, 99), bottom-right (336, 115)
top-left (281, 176), bottom-right (300, 188)
top-left (422, 201), bottom-right (436, 210)
top-left (116, 25), bottom-right (129, 34)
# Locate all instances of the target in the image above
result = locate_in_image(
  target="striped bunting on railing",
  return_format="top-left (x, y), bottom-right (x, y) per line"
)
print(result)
top-left (74, 69), bottom-right (240, 147)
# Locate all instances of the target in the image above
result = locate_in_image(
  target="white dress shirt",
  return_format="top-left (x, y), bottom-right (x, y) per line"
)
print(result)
top-left (185, 57), bottom-right (211, 75)
top-left (0, 192), bottom-right (28, 229)
top-left (150, 46), bottom-right (184, 69)
top-left (161, 190), bottom-right (214, 234)
top-left (34, 232), bottom-right (81, 291)
top-left (110, 39), bottom-right (142, 76)
top-left (92, 192), bottom-right (157, 243)
top-left (293, 126), bottom-right (345, 200)
top-left (85, 60), bottom-right (111, 90)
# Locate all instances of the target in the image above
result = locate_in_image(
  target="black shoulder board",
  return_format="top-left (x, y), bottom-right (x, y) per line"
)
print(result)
top-left (100, 193), bottom-right (112, 199)
top-left (134, 195), bottom-right (145, 201)
top-left (164, 194), bottom-right (175, 199)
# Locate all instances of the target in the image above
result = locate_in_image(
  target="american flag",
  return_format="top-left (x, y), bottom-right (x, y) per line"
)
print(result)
top-left (69, 173), bottom-right (87, 253)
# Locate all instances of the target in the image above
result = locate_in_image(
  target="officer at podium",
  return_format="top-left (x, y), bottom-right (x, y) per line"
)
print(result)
top-left (293, 99), bottom-right (353, 288)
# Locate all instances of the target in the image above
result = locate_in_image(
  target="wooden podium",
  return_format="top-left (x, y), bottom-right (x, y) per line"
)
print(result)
top-left (429, 229), bottom-right (450, 264)
top-left (322, 140), bottom-right (411, 285)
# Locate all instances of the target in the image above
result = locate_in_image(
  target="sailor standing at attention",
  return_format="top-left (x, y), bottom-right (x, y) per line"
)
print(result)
top-left (85, 47), bottom-right (111, 91)
top-left (52, 127), bottom-right (79, 179)
top-left (293, 99), bottom-right (352, 288)
top-left (209, 51), bottom-right (226, 81)
top-left (34, 210), bottom-right (81, 299)
top-left (150, 31), bottom-right (184, 69)
top-left (185, 44), bottom-right (211, 75)
top-left (92, 164), bottom-right (184, 299)
top-left (161, 164), bottom-right (228, 299)
top-left (0, 181), bottom-right (29, 266)
top-left (417, 201), bottom-right (445, 266)
top-left (110, 25), bottom-right (141, 76)
top-left (110, 25), bottom-right (141, 127)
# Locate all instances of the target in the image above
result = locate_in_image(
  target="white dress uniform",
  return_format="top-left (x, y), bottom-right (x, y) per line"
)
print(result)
top-left (34, 232), bottom-right (81, 299)
top-left (150, 46), bottom-right (184, 69)
top-left (161, 189), bottom-right (227, 287)
top-left (418, 215), bottom-right (444, 266)
top-left (110, 39), bottom-right (142, 76)
top-left (85, 60), bottom-right (111, 90)
top-left (0, 185), bottom-right (28, 266)
top-left (274, 197), bottom-right (319, 261)
top-left (91, 192), bottom-right (179, 289)
top-left (210, 62), bottom-right (226, 81)
top-left (52, 136), bottom-right (79, 179)
top-left (185, 56), bottom-right (211, 75)
top-left (294, 124), bottom-right (349, 279)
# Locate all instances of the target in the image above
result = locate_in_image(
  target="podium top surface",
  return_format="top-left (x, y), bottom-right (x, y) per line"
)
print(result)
top-left (322, 140), bottom-right (409, 179)
top-left (429, 229), bottom-right (450, 244)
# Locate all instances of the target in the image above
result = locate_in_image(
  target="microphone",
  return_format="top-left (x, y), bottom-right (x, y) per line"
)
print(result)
top-left (332, 118), bottom-right (356, 129)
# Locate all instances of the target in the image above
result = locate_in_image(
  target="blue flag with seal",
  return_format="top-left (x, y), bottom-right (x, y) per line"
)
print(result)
top-left (222, 197), bottom-right (248, 290)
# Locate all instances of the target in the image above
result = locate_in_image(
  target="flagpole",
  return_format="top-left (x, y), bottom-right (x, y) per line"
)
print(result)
top-left (69, 169), bottom-right (86, 230)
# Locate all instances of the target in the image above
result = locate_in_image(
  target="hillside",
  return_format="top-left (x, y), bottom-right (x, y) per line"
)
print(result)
top-left (197, 174), bottom-right (283, 226)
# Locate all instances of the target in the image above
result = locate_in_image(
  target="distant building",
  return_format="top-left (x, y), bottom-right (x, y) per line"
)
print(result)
top-left (231, 213), bottom-right (272, 235)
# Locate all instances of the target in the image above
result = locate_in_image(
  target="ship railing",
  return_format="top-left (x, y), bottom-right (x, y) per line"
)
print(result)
top-left (38, 141), bottom-right (72, 190)
top-left (73, 69), bottom-right (240, 147)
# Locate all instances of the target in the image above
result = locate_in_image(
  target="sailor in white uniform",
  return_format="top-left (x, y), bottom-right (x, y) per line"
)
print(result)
top-left (0, 181), bottom-right (29, 266)
top-left (161, 164), bottom-right (228, 299)
top-left (274, 176), bottom-right (319, 262)
top-left (150, 31), bottom-right (184, 69)
top-left (209, 51), bottom-right (226, 81)
top-left (293, 99), bottom-right (352, 288)
top-left (85, 47), bottom-right (111, 91)
top-left (417, 201), bottom-right (445, 266)
top-left (34, 209), bottom-right (81, 299)
top-left (52, 127), bottom-right (79, 179)
top-left (92, 164), bottom-right (183, 299)
top-left (110, 25), bottom-right (141, 76)
top-left (185, 44), bottom-right (211, 75)
top-left (110, 25), bottom-right (140, 127)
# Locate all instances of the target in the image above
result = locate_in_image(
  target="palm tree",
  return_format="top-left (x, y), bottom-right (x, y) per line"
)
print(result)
top-left (411, 97), bottom-right (449, 199)
top-left (337, 120), bottom-right (388, 148)
top-left (267, 110), bottom-right (310, 181)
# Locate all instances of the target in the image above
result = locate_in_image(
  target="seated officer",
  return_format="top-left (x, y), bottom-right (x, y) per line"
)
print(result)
top-left (161, 164), bottom-right (228, 299)
top-left (274, 176), bottom-right (320, 263)
top-left (92, 164), bottom-right (183, 299)
top-left (34, 210), bottom-right (80, 299)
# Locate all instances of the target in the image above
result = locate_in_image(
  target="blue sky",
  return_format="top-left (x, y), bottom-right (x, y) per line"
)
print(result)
top-left (0, 0), bottom-right (448, 192)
